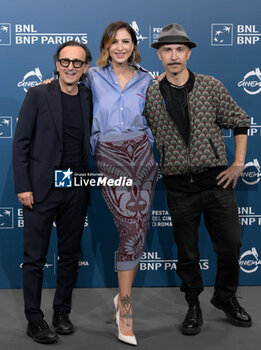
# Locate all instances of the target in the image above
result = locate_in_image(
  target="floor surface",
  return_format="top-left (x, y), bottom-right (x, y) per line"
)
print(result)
top-left (0, 286), bottom-right (259, 350)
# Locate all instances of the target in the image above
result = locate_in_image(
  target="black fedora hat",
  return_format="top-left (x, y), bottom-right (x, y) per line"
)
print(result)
top-left (151, 23), bottom-right (196, 49)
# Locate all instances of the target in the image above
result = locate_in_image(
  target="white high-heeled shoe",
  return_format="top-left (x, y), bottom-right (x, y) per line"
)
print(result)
top-left (116, 307), bottom-right (137, 346)
top-left (113, 294), bottom-right (137, 346)
top-left (113, 293), bottom-right (119, 325)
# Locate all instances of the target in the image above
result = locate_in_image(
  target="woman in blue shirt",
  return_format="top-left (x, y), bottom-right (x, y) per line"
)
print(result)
top-left (82, 21), bottom-right (157, 345)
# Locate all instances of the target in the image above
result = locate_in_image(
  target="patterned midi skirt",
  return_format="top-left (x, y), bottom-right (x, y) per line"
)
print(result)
top-left (95, 131), bottom-right (157, 271)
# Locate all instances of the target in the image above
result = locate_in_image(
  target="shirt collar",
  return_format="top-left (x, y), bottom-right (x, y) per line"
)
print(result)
top-left (107, 62), bottom-right (143, 72)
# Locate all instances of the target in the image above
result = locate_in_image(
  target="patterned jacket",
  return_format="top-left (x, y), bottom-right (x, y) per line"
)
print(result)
top-left (144, 73), bottom-right (250, 175)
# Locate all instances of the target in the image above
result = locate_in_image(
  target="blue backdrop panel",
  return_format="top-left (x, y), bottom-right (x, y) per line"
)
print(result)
top-left (0, 0), bottom-right (260, 289)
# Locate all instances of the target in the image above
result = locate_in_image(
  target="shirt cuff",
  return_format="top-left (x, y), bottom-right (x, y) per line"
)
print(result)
top-left (233, 127), bottom-right (248, 135)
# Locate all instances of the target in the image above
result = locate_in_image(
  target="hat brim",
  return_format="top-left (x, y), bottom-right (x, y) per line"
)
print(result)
top-left (151, 39), bottom-right (197, 49)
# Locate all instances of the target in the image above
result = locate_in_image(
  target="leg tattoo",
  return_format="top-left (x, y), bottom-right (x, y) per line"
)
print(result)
top-left (121, 294), bottom-right (132, 327)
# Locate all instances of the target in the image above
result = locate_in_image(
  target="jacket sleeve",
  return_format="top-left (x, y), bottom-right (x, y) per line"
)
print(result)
top-left (12, 88), bottom-right (38, 194)
top-left (143, 85), bottom-right (153, 124)
top-left (214, 78), bottom-right (250, 130)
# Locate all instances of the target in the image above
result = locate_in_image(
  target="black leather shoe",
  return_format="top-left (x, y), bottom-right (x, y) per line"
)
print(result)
top-left (211, 295), bottom-right (252, 327)
top-left (52, 311), bottom-right (75, 334)
top-left (27, 319), bottom-right (58, 344)
top-left (181, 304), bottom-right (203, 335)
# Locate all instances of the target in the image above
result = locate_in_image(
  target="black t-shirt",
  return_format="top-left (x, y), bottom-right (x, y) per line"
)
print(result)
top-left (60, 91), bottom-right (84, 172)
top-left (159, 70), bottom-right (195, 147)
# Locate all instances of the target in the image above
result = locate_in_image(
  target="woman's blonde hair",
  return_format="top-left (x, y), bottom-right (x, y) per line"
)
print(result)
top-left (96, 21), bottom-right (141, 67)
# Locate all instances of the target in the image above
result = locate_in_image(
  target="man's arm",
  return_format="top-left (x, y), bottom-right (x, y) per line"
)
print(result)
top-left (13, 88), bottom-right (38, 206)
top-left (214, 78), bottom-right (250, 130)
top-left (217, 134), bottom-right (247, 188)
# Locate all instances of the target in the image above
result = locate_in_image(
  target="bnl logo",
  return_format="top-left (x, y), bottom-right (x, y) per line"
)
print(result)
top-left (0, 24), bottom-right (11, 45)
top-left (0, 208), bottom-right (14, 229)
top-left (0, 117), bottom-right (12, 138)
top-left (55, 169), bottom-right (73, 188)
top-left (211, 24), bottom-right (233, 46)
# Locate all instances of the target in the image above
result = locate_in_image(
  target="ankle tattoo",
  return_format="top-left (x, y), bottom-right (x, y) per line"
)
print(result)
top-left (121, 294), bottom-right (132, 327)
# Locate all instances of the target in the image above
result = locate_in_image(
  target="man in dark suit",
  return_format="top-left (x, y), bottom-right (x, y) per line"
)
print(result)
top-left (13, 41), bottom-right (92, 344)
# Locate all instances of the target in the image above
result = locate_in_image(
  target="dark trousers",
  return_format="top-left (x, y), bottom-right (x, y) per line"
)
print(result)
top-left (22, 188), bottom-right (88, 323)
top-left (167, 185), bottom-right (241, 304)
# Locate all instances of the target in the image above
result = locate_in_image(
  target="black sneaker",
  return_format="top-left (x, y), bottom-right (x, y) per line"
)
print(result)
top-left (211, 295), bottom-right (252, 327)
top-left (181, 304), bottom-right (203, 335)
top-left (27, 319), bottom-right (58, 344)
top-left (53, 311), bottom-right (75, 335)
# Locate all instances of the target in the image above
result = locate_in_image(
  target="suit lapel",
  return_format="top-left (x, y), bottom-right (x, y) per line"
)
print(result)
top-left (46, 81), bottom-right (91, 157)
top-left (47, 80), bottom-right (63, 143)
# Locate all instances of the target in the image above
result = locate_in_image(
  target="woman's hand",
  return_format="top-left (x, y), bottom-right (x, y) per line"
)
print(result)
top-left (155, 72), bottom-right (166, 83)
top-left (41, 77), bottom-right (55, 84)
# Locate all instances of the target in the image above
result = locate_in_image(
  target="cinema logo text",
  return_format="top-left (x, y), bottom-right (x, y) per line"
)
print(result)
top-left (17, 68), bottom-right (43, 93)
top-left (15, 24), bottom-right (88, 45)
top-left (238, 68), bottom-right (261, 95)
top-left (78, 260), bottom-right (89, 268)
top-left (241, 158), bottom-right (261, 185)
top-left (239, 247), bottom-right (261, 274)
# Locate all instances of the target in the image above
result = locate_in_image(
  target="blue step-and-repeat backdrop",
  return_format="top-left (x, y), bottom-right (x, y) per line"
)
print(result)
top-left (0, 0), bottom-right (260, 289)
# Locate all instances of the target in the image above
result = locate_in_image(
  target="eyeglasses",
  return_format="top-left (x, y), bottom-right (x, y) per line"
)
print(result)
top-left (58, 58), bottom-right (85, 68)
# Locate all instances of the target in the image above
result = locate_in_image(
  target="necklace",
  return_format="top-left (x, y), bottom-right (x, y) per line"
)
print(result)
top-left (170, 82), bottom-right (188, 89)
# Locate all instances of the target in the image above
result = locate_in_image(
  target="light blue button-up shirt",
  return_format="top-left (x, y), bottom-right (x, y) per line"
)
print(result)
top-left (81, 64), bottom-right (154, 154)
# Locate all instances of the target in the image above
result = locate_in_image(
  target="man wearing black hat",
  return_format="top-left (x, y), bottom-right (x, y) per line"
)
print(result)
top-left (145, 23), bottom-right (252, 335)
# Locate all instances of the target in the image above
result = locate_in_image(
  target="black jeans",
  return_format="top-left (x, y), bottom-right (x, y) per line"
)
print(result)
top-left (23, 188), bottom-right (88, 323)
top-left (167, 185), bottom-right (241, 304)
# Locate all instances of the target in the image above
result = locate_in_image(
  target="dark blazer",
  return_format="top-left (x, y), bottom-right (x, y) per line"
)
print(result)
top-left (13, 79), bottom-right (92, 202)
